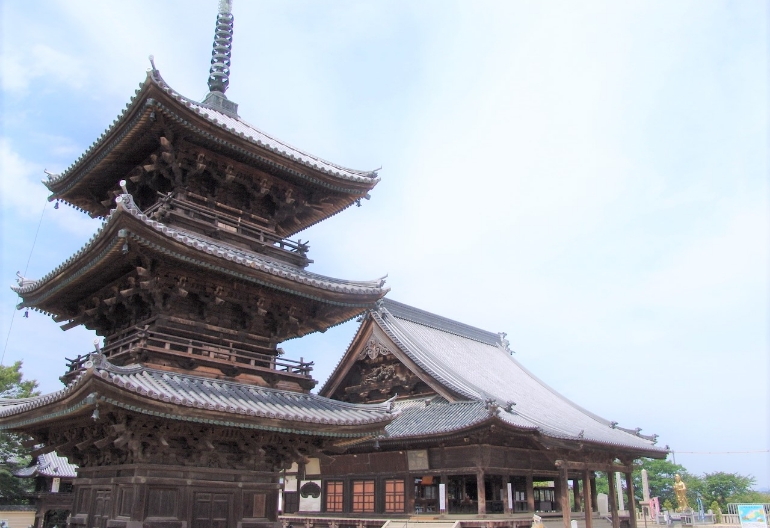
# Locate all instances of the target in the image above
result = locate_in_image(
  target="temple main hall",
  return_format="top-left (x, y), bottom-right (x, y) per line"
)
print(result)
top-left (2, 2), bottom-right (666, 528)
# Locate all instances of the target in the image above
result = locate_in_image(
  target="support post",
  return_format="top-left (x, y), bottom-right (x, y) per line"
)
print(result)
top-left (607, 471), bottom-right (620, 528)
top-left (557, 462), bottom-right (571, 528)
top-left (505, 475), bottom-right (512, 515)
top-left (590, 473), bottom-right (598, 512)
top-left (616, 472), bottom-right (625, 511)
top-left (626, 472), bottom-right (638, 528)
top-left (526, 474), bottom-right (535, 513)
top-left (583, 470), bottom-right (593, 528)
top-left (573, 479), bottom-right (581, 512)
top-left (407, 474), bottom-right (416, 514)
top-left (477, 470), bottom-right (486, 516)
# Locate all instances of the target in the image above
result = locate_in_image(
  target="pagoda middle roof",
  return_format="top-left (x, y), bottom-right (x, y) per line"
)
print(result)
top-left (13, 193), bottom-right (387, 312)
top-left (0, 355), bottom-right (395, 437)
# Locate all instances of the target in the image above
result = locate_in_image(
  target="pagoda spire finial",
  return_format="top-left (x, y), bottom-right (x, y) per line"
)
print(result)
top-left (202, 0), bottom-right (239, 117)
top-left (208, 0), bottom-right (234, 94)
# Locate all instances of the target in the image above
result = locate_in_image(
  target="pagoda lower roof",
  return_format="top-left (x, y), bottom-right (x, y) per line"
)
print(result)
top-left (13, 193), bottom-right (387, 313)
top-left (0, 355), bottom-right (395, 438)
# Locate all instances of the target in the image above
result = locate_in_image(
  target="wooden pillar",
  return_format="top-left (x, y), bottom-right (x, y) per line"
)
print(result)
top-left (573, 478), bottom-right (581, 512)
top-left (504, 475), bottom-right (511, 515)
top-left (526, 475), bottom-right (535, 513)
top-left (477, 470), bottom-right (486, 516)
top-left (607, 471), bottom-right (620, 528)
top-left (407, 474), bottom-right (416, 514)
top-left (590, 474), bottom-right (598, 512)
top-left (625, 472), bottom-right (638, 528)
top-left (583, 470), bottom-right (593, 528)
top-left (558, 464), bottom-right (571, 528)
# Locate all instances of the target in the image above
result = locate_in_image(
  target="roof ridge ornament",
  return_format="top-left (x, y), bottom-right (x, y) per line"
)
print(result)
top-left (497, 332), bottom-right (514, 354)
top-left (201, 0), bottom-right (239, 118)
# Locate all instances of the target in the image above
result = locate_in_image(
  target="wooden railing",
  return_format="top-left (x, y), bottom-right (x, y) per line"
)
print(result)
top-left (65, 326), bottom-right (313, 379)
top-left (146, 192), bottom-right (311, 267)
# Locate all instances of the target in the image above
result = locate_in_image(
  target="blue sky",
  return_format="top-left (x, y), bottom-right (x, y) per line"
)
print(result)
top-left (1, 1), bottom-right (767, 488)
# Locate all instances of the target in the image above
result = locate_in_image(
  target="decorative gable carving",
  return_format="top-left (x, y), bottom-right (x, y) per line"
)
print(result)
top-left (357, 337), bottom-right (392, 360)
top-left (330, 327), bottom-right (435, 404)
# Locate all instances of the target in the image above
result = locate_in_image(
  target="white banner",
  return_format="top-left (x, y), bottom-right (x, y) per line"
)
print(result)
top-left (507, 482), bottom-right (513, 510)
top-left (439, 483), bottom-right (446, 512)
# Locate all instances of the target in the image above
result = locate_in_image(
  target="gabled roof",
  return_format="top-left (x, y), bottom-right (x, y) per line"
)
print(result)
top-left (13, 194), bottom-right (387, 316)
top-left (323, 299), bottom-right (666, 455)
top-left (14, 451), bottom-right (77, 479)
top-left (0, 355), bottom-right (395, 438)
top-left (43, 69), bottom-right (379, 227)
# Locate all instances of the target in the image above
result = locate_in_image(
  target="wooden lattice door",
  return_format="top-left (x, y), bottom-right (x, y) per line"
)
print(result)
top-left (192, 492), bottom-right (232, 528)
top-left (90, 489), bottom-right (112, 528)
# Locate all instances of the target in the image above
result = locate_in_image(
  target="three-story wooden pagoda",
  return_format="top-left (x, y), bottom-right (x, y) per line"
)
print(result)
top-left (1, 2), bottom-right (394, 527)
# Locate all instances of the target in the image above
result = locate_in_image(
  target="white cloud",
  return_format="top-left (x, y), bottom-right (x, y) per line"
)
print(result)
top-left (0, 44), bottom-right (84, 94)
top-left (0, 138), bottom-right (99, 237)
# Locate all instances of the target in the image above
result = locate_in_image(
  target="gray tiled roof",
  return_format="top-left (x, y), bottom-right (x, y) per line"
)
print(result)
top-left (13, 194), bottom-right (387, 301)
top-left (381, 299), bottom-right (501, 346)
top-left (44, 70), bottom-right (378, 193)
top-left (386, 399), bottom-right (492, 438)
top-left (14, 451), bottom-right (78, 478)
top-left (0, 356), bottom-right (395, 434)
top-left (375, 302), bottom-right (664, 452)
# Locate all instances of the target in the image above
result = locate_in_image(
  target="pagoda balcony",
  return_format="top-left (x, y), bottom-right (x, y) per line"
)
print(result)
top-left (62, 319), bottom-right (315, 390)
top-left (144, 191), bottom-right (312, 268)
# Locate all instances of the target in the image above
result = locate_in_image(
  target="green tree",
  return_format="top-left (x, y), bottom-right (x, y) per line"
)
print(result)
top-left (729, 490), bottom-right (770, 504)
top-left (695, 472), bottom-right (755, 510)
top-left (0, 361), bottom-right (40, 504)
top-left (709, 501), bottom-right (722, 523)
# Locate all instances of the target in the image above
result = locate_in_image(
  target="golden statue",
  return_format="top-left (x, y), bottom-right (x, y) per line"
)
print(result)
top-left (673, 474), bottom-right (689, 512)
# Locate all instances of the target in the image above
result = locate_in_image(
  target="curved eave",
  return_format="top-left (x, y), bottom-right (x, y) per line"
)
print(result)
top-left (13, 197), bottom-right (388, 315)
top-left (379, 410), bottom-right (664, 458)
top-left (0, 369), bottom-right (393, 438)
top-left (45, 71), bottom-right (379, 221)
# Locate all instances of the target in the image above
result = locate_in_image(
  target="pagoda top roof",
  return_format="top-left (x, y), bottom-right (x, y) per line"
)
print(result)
top-left (44, 68), bottom-right (379, 216)
top-left (13, 193), bottom-right (387, 312)
top-left (0, 354), bottom-right (395, 437)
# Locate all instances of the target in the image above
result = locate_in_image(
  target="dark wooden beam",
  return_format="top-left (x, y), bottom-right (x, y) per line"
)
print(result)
top-left (626, 471), bottom-right (638, 528)
top-left (556, 461), bottom-right (571, 528)
top-left (583, 469), bottom-right (593, 528)
top-left (608, 470), bottom-right (620, 528)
